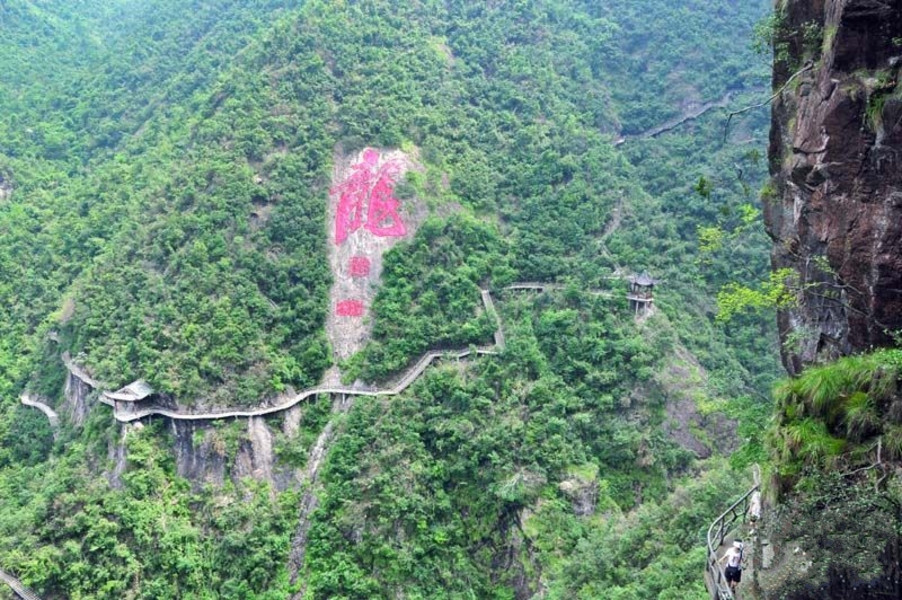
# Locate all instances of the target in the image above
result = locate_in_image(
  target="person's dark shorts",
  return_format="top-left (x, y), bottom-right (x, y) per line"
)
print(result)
top-left (725, 566), bottom-right (742, 583)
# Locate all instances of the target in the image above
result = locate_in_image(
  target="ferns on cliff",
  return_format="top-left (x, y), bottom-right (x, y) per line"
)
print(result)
top-left (769, 348), bottom-right (902, 491)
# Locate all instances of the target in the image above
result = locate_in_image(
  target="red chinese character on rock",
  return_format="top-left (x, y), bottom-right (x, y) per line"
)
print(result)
top-left (349, 256), bottom-right (371, 277)
top-left (336, 300), bottom-right (364, 317)
top-left (333, 148), bottom-right (407, 245)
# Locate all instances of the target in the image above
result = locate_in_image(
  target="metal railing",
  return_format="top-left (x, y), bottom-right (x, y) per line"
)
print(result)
top-left (0, 569), bottom-right (42, 600)
top-left (705, 483), bottom-right (759, 600)
top-left (55, 283), bottom-right (616, 423)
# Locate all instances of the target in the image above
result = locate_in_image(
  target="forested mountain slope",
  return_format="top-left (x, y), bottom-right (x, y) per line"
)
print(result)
top-left (0, 1), bottom-right (777, 598)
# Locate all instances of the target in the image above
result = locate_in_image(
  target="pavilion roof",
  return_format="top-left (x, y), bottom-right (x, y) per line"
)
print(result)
top-left (627, 271), bottom-right (659, 286)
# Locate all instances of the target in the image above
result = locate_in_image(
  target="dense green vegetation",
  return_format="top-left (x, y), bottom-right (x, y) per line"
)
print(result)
top-left (761, 467), bottom-right (902, 599)
top-left (758, 349), bottom-right (902, 597)
top-left (351, 215), bottom-right (514, 382)
top-left (0, 0), bottom-right (781, 598)
top-left (1, 414), bottom-right (298, 599)
top-left (0, 0), bottom-right (777, 402)
top-left (769, 348), bottom-right (902, 493)
top-left (308, 313), bottom-right (730, 598)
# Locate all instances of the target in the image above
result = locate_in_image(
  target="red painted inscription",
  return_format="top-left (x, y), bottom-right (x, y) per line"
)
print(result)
top-left (336, 300), bottom-right (364, 317)
top-left (349, 256), bottom-right (371, 277)
top-left (333, 148), bottom-right (406, 245)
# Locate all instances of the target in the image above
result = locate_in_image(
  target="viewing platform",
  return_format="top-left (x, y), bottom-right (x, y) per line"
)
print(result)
top-left (627, 271), bottom-right (659, 315)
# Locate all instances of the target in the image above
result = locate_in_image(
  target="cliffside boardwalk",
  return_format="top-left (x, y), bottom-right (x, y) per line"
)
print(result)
top-left (0, 569), bottom-right (42, 600)
top-left (36, 283), bottom-right (612, 425)
top-left (705, 478), bottom-right (760, 600)
top-left (18, 394), bottom-right (59, 439)
top-left (503, 282), bottom-right (612, 297)
top-left (54, 288), bottom-right (505, 423)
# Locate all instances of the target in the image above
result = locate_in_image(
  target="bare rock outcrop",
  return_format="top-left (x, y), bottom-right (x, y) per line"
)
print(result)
top-left (62, 355), bottom-right (100, 426)
top-left (170, 417), bottom-right (300, 491)
top-left (0, 172), bottom-right (11, 201)
top-left (558, 474), bottom-right (599, 517)
top-left (324, 146), bottom-right (424, 363)
top-left (766, 0), bottom-right (902, 374)
top-left (171, 420), bottom-right (227, 488)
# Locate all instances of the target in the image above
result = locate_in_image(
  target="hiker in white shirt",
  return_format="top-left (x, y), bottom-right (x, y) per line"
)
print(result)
top-left (719, 540), bottom-right (744, 595)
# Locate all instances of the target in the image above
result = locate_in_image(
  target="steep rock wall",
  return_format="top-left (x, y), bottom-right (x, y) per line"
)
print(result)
top-left (756, 2), bottom-right (902, 598)
top-left (63, 365), bottom-right (97, 427)
top-left (766, 0), bottom-right (902, 374)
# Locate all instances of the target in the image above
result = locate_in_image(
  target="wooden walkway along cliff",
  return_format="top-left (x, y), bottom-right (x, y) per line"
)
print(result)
top-left (18, 394), bottom-right (59, 439)
top-left (503, 282), bottom-right (613, 297)
top-left (112, 346), bottom-right (499, 422)
top-left (57, 288), bottom-right (507, 423)
top-left (39, 283), bottom-right (612, 425)
top-left (481, 288), bottom-right (505, 350)
top-left (0, 569), bottom-right (42, 600)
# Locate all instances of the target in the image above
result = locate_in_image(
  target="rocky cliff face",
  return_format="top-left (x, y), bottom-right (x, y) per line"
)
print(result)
top-left (63, 366), bottom-right (97, 427)
top-left (766, 0), bottom-right (902, 374)
top-left (756, 3), bottom-right (902, 598)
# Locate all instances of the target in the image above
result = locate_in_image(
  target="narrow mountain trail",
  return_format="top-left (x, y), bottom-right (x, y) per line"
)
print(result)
top-left (18, 394), bottom-right (59, 438)
top-left (53, 288), bottom-right (502, 422)
top-left (614, 87), bottom-right (765, 146)
top-left (108, 347), bottom-right (499, 422)
top-left (705, 467), bottom-right (762, 600)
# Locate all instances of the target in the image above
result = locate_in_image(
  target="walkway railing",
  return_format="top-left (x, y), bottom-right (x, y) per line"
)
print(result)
top-left (58, 289), bottom-right (507, 423)
top-left (19, 394), bottom-right (60, 439)
top-left (0, 569), bottom-right (42, 600)
top-left (705, 483), bottom-right (759, 600)
top-left (49, 283), bottom-right (613, 423)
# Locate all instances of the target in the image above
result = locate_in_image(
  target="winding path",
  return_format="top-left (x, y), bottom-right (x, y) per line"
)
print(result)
top-left (19, 394), bottom-right (59, 432)
top-left (113, 347), bottom-right (499, 422)
top-left (614, 87), bottom-right (765, 146)
top-left (57, 283), bottom-right (612, 424)
top-left (63, 289), bottom-right (507, 423)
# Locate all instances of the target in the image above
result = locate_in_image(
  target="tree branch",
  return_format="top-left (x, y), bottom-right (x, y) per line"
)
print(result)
top-left (841, 438), bottom-right (884, 481)
top-left (723, 61), bottom-right (815, 142)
